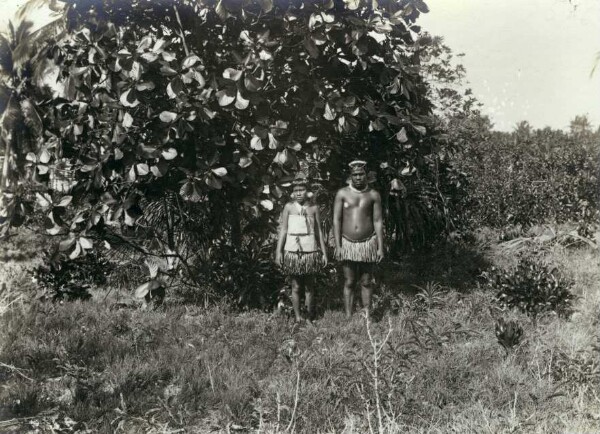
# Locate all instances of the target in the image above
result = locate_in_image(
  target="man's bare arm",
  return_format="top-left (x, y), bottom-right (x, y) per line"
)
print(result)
top-left (333, 190), bottom-right (344, 250)
top-left (314, 205), bottom-right (329, 265)
top-left (373, 191), bottom-right (384, 261)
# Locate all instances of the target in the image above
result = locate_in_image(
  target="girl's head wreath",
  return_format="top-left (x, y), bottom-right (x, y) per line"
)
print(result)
top-left (291, 172), bottom-right (309, 186)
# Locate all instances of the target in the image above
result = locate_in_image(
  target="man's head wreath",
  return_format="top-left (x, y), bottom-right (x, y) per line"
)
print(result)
top-left (348, 160), bottom-right (367, 173)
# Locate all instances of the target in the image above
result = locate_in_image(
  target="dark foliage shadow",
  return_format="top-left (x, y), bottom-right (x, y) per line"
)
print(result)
top-left (380, 239), bottom-right (492, 295)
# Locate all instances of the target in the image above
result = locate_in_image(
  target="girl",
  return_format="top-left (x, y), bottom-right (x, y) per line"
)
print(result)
top-left (276, 174), bottom-right (328, 323)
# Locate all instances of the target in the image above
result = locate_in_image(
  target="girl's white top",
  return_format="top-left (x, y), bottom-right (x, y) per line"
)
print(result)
top-left (284, 204), bottom-right (318, 252)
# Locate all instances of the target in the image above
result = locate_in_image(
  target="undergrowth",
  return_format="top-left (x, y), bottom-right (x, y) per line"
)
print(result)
top-left (0, 234), bottom-right (599, 432)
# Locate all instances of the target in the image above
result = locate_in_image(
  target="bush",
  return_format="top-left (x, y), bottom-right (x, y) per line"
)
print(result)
top-left (483, 254), bottom-right (574, 320)
top-left (451, 121), bottom-right (599, 231)
top-left (31, 250), bottom-right (109, 301)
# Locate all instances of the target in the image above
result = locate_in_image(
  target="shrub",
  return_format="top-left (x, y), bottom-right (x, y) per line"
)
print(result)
top-left (31, 250), bottom-right (109, 301)
top-left (483, 255), bottom-right (574, 321)
top-left (451, 121), bottom-right (599, 231)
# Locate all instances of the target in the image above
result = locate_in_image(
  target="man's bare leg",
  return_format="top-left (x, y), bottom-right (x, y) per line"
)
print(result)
top-left (291, 277), bottom-right (302, 322)
top-left (359, 264), bottom-right (374, 318)
top-left (343, 263), bottom-right (356, 319)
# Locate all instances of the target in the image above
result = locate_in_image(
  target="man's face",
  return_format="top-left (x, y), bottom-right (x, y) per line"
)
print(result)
top-left (292, 185), bottom-right (308, 203)
top-left (350, 169), bottom-right (367, 189)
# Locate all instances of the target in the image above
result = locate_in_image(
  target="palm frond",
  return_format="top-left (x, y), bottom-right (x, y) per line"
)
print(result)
top-left (0, 35), bottom-right (13, 75)
top-left (12, 19), bottom-right (66, 71)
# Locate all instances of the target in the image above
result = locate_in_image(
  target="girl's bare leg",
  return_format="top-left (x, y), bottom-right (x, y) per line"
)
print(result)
top-left (304, 276), bottom-right (314, 321)
top-left (291, 277), bottom-right (302, 322)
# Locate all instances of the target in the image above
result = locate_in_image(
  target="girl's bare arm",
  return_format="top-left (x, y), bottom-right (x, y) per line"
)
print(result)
top-left (275, 204), bottom-right (290, 264)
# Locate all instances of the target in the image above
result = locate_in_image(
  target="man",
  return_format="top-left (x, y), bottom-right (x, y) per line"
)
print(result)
top-left (333, 160), bottom-right (384, 318)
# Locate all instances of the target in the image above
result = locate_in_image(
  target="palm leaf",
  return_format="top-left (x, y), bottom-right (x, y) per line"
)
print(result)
top-left (9, 0), bottom-right (67, 71)
top-left (0, 34), bottom-right (13, 75)
top-left (0, 85), bottom-right (10, 116)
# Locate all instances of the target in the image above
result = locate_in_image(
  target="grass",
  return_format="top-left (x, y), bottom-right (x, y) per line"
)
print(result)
top-left (0, 232), bottom-right (599, 432)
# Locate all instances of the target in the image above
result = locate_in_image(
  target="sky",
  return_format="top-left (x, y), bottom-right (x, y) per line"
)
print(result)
top-left (420, 0), bottom-right (600, 131)
top-left (1, 0), bottom-right (599, 131)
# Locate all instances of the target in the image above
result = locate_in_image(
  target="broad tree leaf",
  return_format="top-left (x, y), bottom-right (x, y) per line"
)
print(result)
top-left (414, 125), bottom-right (427, 135)
top-left (137, 35), bottom-right (153, 52)
top-left (136, 81), bottom-right (156, 91)
top-left (36, 192), bottom-right (52, 209)
top-left (161, 147), bottom-right (177, 160)
top-left (79, 237), bottom-right (93, 249)
top-left (59, 237), bottom-right (75, 251)
top-left (193, 70), bottom-right (205, 88)
top-left (223, 68), bottom-right (243, 81)
top-left (181, 54), bottom-right (201, 69)
top-left (167, 76), bottom-right (185, 99)
top-left (216, 88), bottom-right (235, 106)
top-left (120, 88), bottom-right (140, 107)
top-left (140, 52), bottom-right (159, 62)
top-left (260, 199), bottom-right (273, 210)
top-left (235, 91), bottom-right (250, 110)
top-left (324, 102), bottom-right (336, 120)
top-left (239, 154), bottom-right (253, 168)
top-left (212, 167), bottom-right (227, 177)
top-left (161, 52), bottom-right (177, 62)
top-left (159, 111), bottom-right (178, 122)
top-left (137, 163), bottom-right (150, 175)
top-left (344, 0), bottom-right (361, 10)
top-left (122, 112), bottom-right (133, 127)
top-left (56, 196), bottom-right (73, 207)
top-left (205, 173), bottom-right (223, 189)
top-left (244, 74), bottom-right (262, 92)
top-left (396, 127), bottom-right (408, 143)
top-left (160, 65), bottom-right (178, 76)
top-left (39, 149), bottom-right (51, 164)
top-left (69, 241), bottom-right (82, 259)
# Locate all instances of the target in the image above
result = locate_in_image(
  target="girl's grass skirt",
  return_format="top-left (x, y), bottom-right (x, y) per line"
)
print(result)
top-left (283, 251), bottom-right (322, 275)
top-left (336, 233), bottom-right (378, 263)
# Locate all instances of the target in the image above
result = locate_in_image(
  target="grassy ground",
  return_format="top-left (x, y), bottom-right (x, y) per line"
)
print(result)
top-left (0, 231), bottom-right (599, 433)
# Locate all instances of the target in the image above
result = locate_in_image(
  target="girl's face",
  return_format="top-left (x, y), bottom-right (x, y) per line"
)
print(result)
top-left (292, 185), bottom-right (308, 203)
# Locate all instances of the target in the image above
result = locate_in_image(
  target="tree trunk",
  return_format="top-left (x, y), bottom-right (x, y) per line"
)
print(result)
top-left (1, 134), bottom-right (10, 191)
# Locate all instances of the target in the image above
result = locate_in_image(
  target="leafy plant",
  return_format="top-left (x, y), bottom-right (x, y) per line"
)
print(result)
top-left (30, 249), bottom-right (108, 301)
top-left (483, 255), bottom-right (574, 321)
top-left (546, 347), bottom-right (600, 390)
top-left (494, 317), bottom-right (523, 354)
top-left (413, 281), bottom-right (445, 309)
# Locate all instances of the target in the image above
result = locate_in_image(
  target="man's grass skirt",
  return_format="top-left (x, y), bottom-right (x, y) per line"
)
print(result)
top-left (336, 233), bottom-right (378, 263)
top-left (282, 251), bottom-right (322, 275)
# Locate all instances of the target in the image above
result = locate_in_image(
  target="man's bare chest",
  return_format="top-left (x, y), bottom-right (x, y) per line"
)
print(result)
top-left (343, 195), bottom-right (374, 210)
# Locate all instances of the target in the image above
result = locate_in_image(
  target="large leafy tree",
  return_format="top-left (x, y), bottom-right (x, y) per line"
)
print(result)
top-left (1, 0), bottom-right (461, 303)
